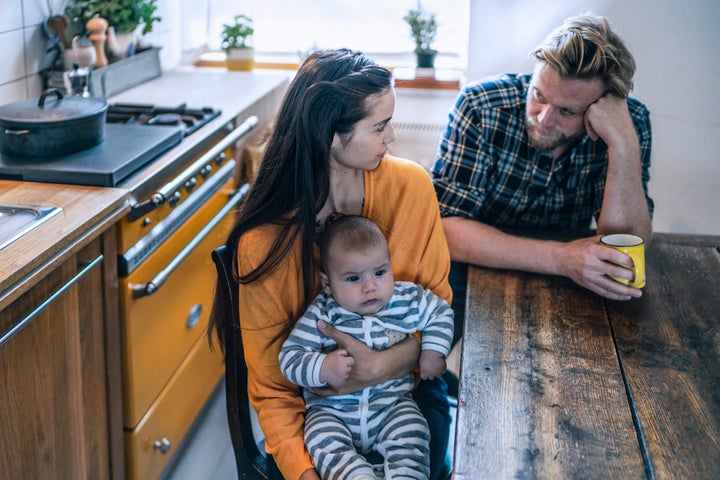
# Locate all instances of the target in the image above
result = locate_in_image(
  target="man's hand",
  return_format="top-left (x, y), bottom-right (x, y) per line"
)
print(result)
top-left (419, 350), bottom-right (446, 380)
top-left (319, 349), bottom-right (354, 388)
top-left (559, 235), bottom-right (644, 301)
top-left (584, 94), bottom-right (637, 147)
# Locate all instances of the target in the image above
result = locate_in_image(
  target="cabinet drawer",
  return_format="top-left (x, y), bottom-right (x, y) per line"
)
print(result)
top-left (119, 181), bottom-right (235, 427)
top-left (0, 238), bottom-right (119, 479)
top-left (124, 333), bottom-right (224, 480)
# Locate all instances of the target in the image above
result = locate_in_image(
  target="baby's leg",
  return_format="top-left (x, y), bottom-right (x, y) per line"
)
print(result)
top-left (305, 407), bottom-right (375, 479)
top-left (375, 396), bottom-right (430, 479)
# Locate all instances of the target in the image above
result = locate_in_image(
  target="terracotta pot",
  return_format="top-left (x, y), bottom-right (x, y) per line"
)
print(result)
top-left (226, 48), bottom-right (255, 71)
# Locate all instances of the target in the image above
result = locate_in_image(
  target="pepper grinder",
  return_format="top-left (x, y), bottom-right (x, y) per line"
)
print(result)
top-left (86, 14), bottom-right (108, 68)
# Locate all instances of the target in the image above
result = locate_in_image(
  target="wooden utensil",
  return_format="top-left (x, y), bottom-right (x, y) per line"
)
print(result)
top-left (47, 14), bottom-right (71, 49)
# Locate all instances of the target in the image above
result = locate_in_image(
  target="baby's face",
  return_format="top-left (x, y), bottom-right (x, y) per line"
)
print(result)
top-left (324, 243), bottom-right (394, 316)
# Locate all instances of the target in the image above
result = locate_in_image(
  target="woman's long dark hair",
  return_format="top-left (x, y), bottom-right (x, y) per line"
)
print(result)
top-left (209, 49), bottom-right (393, 351)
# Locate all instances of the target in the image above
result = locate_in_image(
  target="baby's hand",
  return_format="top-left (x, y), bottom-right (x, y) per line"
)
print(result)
top-left (419, 350), bottom-right (446, 380)
top-left (319, 349), bottom-right (354, 387)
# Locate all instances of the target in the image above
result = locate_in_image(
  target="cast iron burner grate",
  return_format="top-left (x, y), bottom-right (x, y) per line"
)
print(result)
top-left (106, 103), bottom-right (221, 137)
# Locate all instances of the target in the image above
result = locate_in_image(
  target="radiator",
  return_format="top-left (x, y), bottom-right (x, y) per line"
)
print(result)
top-left (388, 121), bottom-right (446, 172)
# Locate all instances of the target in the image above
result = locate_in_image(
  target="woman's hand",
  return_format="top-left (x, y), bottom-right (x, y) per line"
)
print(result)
top-left (299, 467), bottom-right (320, 480)
top-left (313, 320), bottom-right (420, 396)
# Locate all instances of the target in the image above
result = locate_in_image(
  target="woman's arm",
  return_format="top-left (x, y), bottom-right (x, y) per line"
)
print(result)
top-left (238, 228), bottom-right (316, 480)
top-left (313, 320), bottom-right (420, 395)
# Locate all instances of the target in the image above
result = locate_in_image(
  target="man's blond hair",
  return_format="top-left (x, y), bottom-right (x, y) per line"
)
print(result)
top-left (530, 13), bottom-right (636, 97)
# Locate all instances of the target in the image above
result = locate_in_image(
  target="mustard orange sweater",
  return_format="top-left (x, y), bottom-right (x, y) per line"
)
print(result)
top-left (237, 156), bottom-right (452, 480)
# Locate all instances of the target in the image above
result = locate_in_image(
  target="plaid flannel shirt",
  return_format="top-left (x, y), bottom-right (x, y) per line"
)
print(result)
top-left (432, 73), bottom-right (653, 228)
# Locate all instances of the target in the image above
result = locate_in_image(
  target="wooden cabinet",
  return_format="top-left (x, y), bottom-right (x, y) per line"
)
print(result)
top-left (0, 230), bottom-right (124, 479)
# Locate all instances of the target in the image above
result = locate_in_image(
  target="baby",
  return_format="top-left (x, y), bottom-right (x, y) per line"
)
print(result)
top-left (279, 215), bottom-right (454, 479)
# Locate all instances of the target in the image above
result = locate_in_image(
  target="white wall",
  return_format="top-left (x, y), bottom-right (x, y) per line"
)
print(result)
top-left (468, 0), bottom-right (720, 235)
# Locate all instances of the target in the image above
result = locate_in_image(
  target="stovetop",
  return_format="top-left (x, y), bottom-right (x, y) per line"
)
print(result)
top-left (0, 103), bottom-right (221, 187)
top-left (106, 103), bottom-right (221, 137)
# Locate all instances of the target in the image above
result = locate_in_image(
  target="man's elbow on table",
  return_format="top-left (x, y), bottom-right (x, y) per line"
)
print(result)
top-left (441, 216), bottom-right (518, 268)
top-left (441, 216), bottom-right (478, 263)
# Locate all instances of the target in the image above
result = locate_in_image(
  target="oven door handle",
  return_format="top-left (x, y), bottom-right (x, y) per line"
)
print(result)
top-left (131, 183), bottom-right (249, 299)
top-left (128, 115), bottom-right (258, 221)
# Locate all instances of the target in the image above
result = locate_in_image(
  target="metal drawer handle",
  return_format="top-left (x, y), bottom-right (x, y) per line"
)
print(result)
top-left (128, 115), bottom-right (258, 221)
top-left (131, 183), bottom-right (249, 299)
top-left (153, 437), bottom-right (171, 454)
top-left (0, 255), bottom-right (103, 347)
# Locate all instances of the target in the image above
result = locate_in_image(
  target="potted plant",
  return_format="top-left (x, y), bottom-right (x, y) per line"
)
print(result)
top-left (221, 14), bottom-right (255, 71)
top-left (65, 0), bottom-right (160, 59)
top-left (403, 2), bottom-right (438, 69)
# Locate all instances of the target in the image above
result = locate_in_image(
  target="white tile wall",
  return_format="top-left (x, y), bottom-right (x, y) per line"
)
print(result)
top-left (0, 0), bottom-right (180, 105)
top-left (0, 0), bottom-right (55, 103)
top-left (1, 29), bottom-right (27, 86)
top-left (0, 0), bottom-right (24, 33)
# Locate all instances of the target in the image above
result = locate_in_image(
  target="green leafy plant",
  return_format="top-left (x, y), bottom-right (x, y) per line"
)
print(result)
top-left (221, 14), bottom-right (255, 52)
top-left (65, 0), bottom-right (160, 35)
top-left (403, 2), bottom-right (438, 53)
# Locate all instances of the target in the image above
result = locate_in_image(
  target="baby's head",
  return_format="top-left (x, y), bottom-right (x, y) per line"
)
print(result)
top-left (319, 215), bottom-right (394, 315)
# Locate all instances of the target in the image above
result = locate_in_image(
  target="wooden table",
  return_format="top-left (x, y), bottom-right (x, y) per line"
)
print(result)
top-left (452, 233), bottom-right (720, 479)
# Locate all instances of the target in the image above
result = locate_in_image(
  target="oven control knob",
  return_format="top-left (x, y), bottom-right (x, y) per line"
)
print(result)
top-left (200, 165), bottom-right (212, 178)
top-left (185, 177), bottom-right (198, 192)
top-left (168, 191), bottom-right (182, 207)
top-left (215, 152), bottom-right (226, 166)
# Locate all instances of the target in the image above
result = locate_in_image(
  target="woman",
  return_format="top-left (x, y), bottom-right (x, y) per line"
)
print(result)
top-left (210, 49), bottom-right (452, 480)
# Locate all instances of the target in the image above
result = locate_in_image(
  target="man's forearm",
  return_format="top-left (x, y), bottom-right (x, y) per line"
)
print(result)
top-left (597, 142), bottom-right (652, 242)
top-left (587, 95), bottom-right (653, 243)
top-left (442, 216), bottom-right (566, 276)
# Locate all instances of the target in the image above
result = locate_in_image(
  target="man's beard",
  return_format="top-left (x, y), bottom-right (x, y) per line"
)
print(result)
top-left (525, 115), bottom-right (585, 152)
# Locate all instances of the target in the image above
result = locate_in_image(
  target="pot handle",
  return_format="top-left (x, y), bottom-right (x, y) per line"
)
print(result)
top-left (38, 88), bottom-right (64, 108)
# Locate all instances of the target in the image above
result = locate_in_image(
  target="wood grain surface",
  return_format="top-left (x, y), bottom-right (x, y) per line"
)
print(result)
top-left (0, 180), bottom-right (129, 308)
top-left (607, 238), bottom-right (720, 478)
top-left (455, 269), bottom-right (644, 479)
top-left (454, 233), bottom-right (720, 480)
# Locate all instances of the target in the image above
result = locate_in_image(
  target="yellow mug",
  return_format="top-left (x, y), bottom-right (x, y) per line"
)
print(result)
top-left (600, 234), bottom-right (646, 288)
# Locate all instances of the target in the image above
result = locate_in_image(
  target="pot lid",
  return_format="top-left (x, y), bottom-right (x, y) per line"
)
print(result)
top-left (0, 88), bottom-right (107, 123)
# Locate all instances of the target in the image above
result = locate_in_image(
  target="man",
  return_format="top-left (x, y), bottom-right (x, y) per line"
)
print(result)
top-left (433, 13), bottom-right (653, 339)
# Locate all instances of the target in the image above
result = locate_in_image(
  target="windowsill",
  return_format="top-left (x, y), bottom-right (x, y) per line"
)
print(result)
top-left (392, 68), bottom-right (463, 90)
top-left (194, 52), bottom-right (300, 71)
top-left (193, 52), bottom-right (463, 90)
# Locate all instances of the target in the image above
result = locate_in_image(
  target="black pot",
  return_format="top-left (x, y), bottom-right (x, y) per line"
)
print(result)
top-left (0, 88), bottom-right (107, 157)
top-left (415, 50), bottom-right (437, 69)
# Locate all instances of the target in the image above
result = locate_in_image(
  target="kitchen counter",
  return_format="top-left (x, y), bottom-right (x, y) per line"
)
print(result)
top-left (109, 67), bottom-right (290, 117)
top-left (0, 181), bottom-right (130, 309)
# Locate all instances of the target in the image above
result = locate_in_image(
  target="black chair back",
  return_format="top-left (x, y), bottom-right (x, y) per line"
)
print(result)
top-left (212, 245), bottom-right (283, 479)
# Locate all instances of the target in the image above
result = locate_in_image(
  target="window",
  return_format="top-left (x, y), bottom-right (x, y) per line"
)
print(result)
top-left (180, 0), bottom-right (469, 69)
